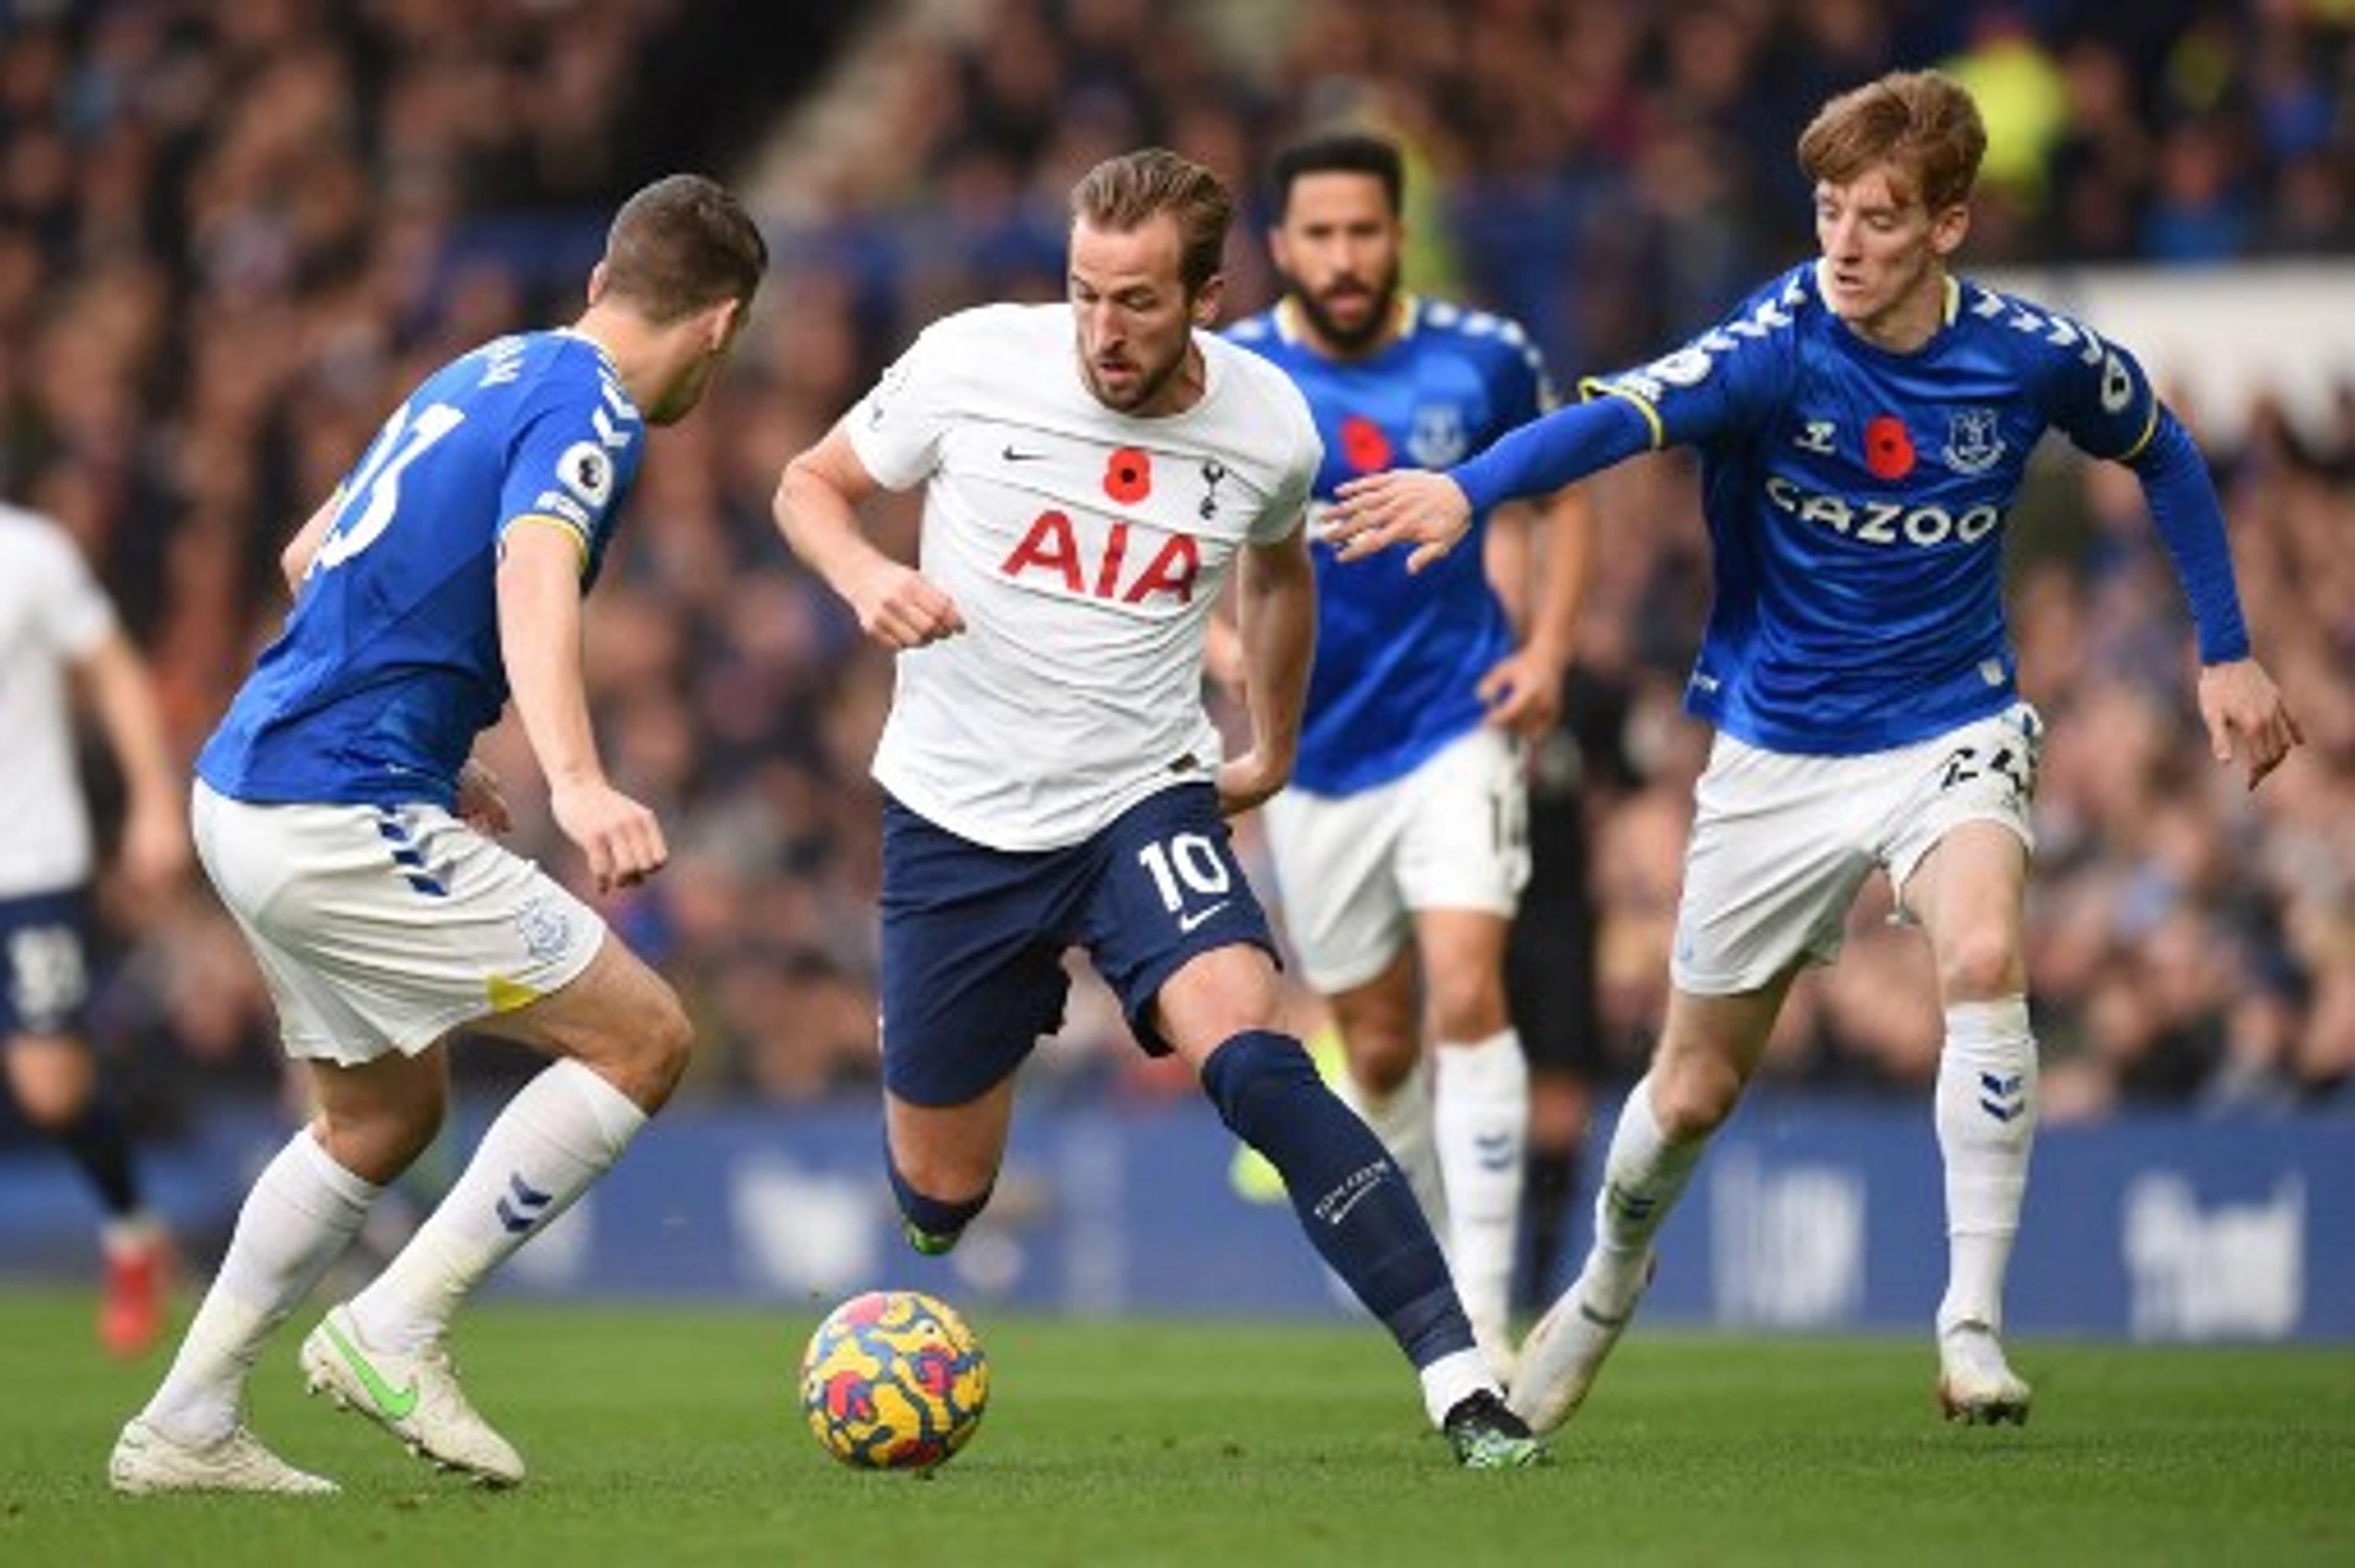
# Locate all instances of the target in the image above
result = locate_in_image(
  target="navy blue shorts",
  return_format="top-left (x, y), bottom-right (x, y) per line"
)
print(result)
top-left (0, 888), bottom-right (93, 1038)
top-left (879, 785), bottom-right (1277, 1107)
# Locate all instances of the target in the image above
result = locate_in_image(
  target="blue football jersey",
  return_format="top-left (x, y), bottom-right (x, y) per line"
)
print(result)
top-left (1585, 262), bottom-right (2160, 755)
top-left (1228, 297), bottom-right (1553, 794)
top-left (199, 331), bottom-right (646, 808)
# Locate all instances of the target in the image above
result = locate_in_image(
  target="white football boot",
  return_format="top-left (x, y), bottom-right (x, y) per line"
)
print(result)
top-left (1937, 1321), bottom-right (2032, 1425)
top-left (109, 1417), bottom-right (339, 1496)
top-left (1507, 1250), bottom-right (1653, 1436)
top-left (301, 1303), bottom-right (525, 1485)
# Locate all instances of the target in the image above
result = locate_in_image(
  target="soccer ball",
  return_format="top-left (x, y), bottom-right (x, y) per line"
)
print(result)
top-left (800, 1289), bottom-right (989, 1471)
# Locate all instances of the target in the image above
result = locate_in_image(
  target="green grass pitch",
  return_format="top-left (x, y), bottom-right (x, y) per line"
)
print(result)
top-left (4, 1290), bottom-right (2349, 1566)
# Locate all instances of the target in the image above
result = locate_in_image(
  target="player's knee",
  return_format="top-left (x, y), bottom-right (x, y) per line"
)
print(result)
top-left (9, 1068), bottom-right (90, 1128)
top-left (1937, 928), bottom-right (2024, 1004)
top-left (1344, 1028), bottom-right (1421, 1097)
top-left (1425, 971), bottom-right (1509, 1042)
top-left (315, 1095), bottom-right (445, 1184)
top-left (1649, 1055), bottom-right (1743, 1139)
top-left (613, 982), bottom-right (694, 1111)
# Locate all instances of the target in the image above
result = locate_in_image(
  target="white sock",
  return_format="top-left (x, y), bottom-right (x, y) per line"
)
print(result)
top-left (1338, 1052), bottom-right (1448, 1244)
top-left (1417, 1346), bottom-right (1495, 1428)
top-left (1935, 997), bottom-right (2037, 1337)
top-left (1582, 1075), bottom-right (1704, 1314)
top-left (141, 1131), bottom-right (379, 1444)
top-left (1432, 1028), bottom-right (1528, 1345)
top-left (348, 1058), bottom-right (646, 1353)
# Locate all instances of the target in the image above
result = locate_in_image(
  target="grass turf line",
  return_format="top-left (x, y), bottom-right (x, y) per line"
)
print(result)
top-left (2, 1290), bottom-right (2349, 1566)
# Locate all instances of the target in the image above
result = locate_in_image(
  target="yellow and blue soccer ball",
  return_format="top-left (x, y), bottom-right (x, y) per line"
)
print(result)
top-left (800, 1289), bottom-right (989, 1471)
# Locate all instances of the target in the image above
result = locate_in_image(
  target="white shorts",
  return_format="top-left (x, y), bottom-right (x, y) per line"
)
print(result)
top-left (193, 781), bottom-right (607, 1065)
top-left (1671, 702), bottom-right (2043, 995)
top-left (1263, 727), bottom-right (1528, 993)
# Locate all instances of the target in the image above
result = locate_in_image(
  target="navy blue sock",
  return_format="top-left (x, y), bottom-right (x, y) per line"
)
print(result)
top-left (885, 1144), bottom-right (992, 1256)
top-left (53, 1098), bottom-right (140, 1218)
top-left (1201, 1030), bottom-right (1475, 1370)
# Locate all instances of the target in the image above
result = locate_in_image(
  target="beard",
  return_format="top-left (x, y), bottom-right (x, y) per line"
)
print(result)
top-left (1282, 267), bottom-right (1399, 354)
top-left (1081, 344), bottom-right (1189, 413)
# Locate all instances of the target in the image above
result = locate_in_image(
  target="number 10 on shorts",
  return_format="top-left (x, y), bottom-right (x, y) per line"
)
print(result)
top-left (1137, 833), bottom-right (1232, 925)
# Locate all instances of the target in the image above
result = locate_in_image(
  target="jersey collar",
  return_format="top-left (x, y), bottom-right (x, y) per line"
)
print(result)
top-left (1272, 293), bottom-right (1419, 354)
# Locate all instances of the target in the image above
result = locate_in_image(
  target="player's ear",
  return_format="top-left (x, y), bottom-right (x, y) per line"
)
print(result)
top-left (1192, 272), bottom-right (1225, 327)
top-left (586, 260), bottom-right (611, 307)
top-left (703, 296), bottom-right (745, 356)
top-left (1930, 202), bottom-right (1970, 259)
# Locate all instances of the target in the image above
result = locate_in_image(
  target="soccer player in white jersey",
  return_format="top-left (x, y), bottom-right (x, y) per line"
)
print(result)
top-left (0, 501), bottom-right (187, 1357)
top-left (1226, 132), bottom-right (1590, 1373)
top-left (1327, 72), bottom-right (2302, 1431)
top-left (774, 148), bottom-right (1542, 1467)
top-left (110, 175), bottom-right (765, 1495)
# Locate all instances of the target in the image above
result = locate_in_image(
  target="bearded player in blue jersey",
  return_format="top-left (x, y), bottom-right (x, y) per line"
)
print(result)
top-left (111, 175), bottom-right (765, 1494)
top-left (1328, 72), bottom-right (2302, 1432)
top-left (1228, 133), bottom-right (1589, 1374)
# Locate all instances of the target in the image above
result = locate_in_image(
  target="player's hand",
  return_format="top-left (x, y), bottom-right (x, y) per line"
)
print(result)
top-left (847, 557), bottom-right (965, 650)
top-left (456, 757), bottom-right (513, 835)
top-left (1216, 749), bottom-right (1289, 817)
top-left (115, 795), bottom-right (190, 905)
top-left (1325, 470), bottom-right (1473, 574)
top-left (550, 776), bottom-right (667, 893)
top-left (1476, 646), bottom-right (1564, 737)
top-left (2197, 657), bottom-right (2303, 790)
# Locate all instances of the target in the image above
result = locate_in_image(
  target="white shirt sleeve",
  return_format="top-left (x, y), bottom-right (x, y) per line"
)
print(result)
top-left (844, 320), bottom-right (960, 492)
top-left (29, 516), bottom-right (118, 660)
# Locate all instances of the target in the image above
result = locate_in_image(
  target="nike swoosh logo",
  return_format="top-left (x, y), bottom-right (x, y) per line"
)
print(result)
top-left (1002, 445), bottom-right (1047, 462)
top-left (323, 1317), bottom-right (419, 1420)
top-left (1177, 900), bottom-right (1231, 933)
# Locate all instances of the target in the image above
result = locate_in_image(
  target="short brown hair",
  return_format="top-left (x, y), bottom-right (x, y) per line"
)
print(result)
top-left (600, 174), bottom-right (768, 323)
top-left (1069, 148), bottom-right (1233, 296)
top-left (1796, 71), bottom-right (1986, 215)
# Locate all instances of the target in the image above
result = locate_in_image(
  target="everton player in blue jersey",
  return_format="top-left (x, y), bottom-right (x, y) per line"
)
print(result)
top-left (1228, 133), bottom-right (1590, 1373)
top-left (1328, 72), bottom-right (2301, 1432)
top-left (112, 175), bottom-right (765, 1494)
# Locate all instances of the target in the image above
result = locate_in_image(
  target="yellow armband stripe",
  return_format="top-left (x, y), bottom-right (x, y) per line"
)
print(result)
top-left (1579, 376), bottom-right (1665, 449)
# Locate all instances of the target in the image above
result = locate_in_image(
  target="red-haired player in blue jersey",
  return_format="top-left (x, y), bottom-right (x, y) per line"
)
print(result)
top-left (1328, 71), bottom-right (2302, 1434)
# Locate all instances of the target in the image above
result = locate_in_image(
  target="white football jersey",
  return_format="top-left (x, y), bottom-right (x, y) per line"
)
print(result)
top-left (848, 303), bottom-right (1320, 851)
top-left (0, 503), bottom-right (118, 896)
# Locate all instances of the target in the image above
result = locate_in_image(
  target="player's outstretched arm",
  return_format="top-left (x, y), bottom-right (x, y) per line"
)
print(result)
top-left (2197, 658), bottom-right (2303, 790)
top-left (75, 629), bottom-right (189, 903)
top-left (1325, 468), bottom-right (1473, 573)
top-left (1328, 394), bottom-right (1650, 573)
top-left (1477, 483), bottom-right (1593, 736)
top-left (774, 423), bottom-right (964, 650)
top-left (497, 519), bottom-right (666, 893)
top-left (1218, 519), bottom-right (1314, 817)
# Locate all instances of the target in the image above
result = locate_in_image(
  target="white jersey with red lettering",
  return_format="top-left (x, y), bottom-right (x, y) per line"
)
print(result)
top-left (846, 302), bottom-right (1319, 851)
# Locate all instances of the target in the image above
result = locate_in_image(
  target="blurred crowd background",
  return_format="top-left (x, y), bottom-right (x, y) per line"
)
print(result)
top-left (2, 0), bottom-right (2351, 1141)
